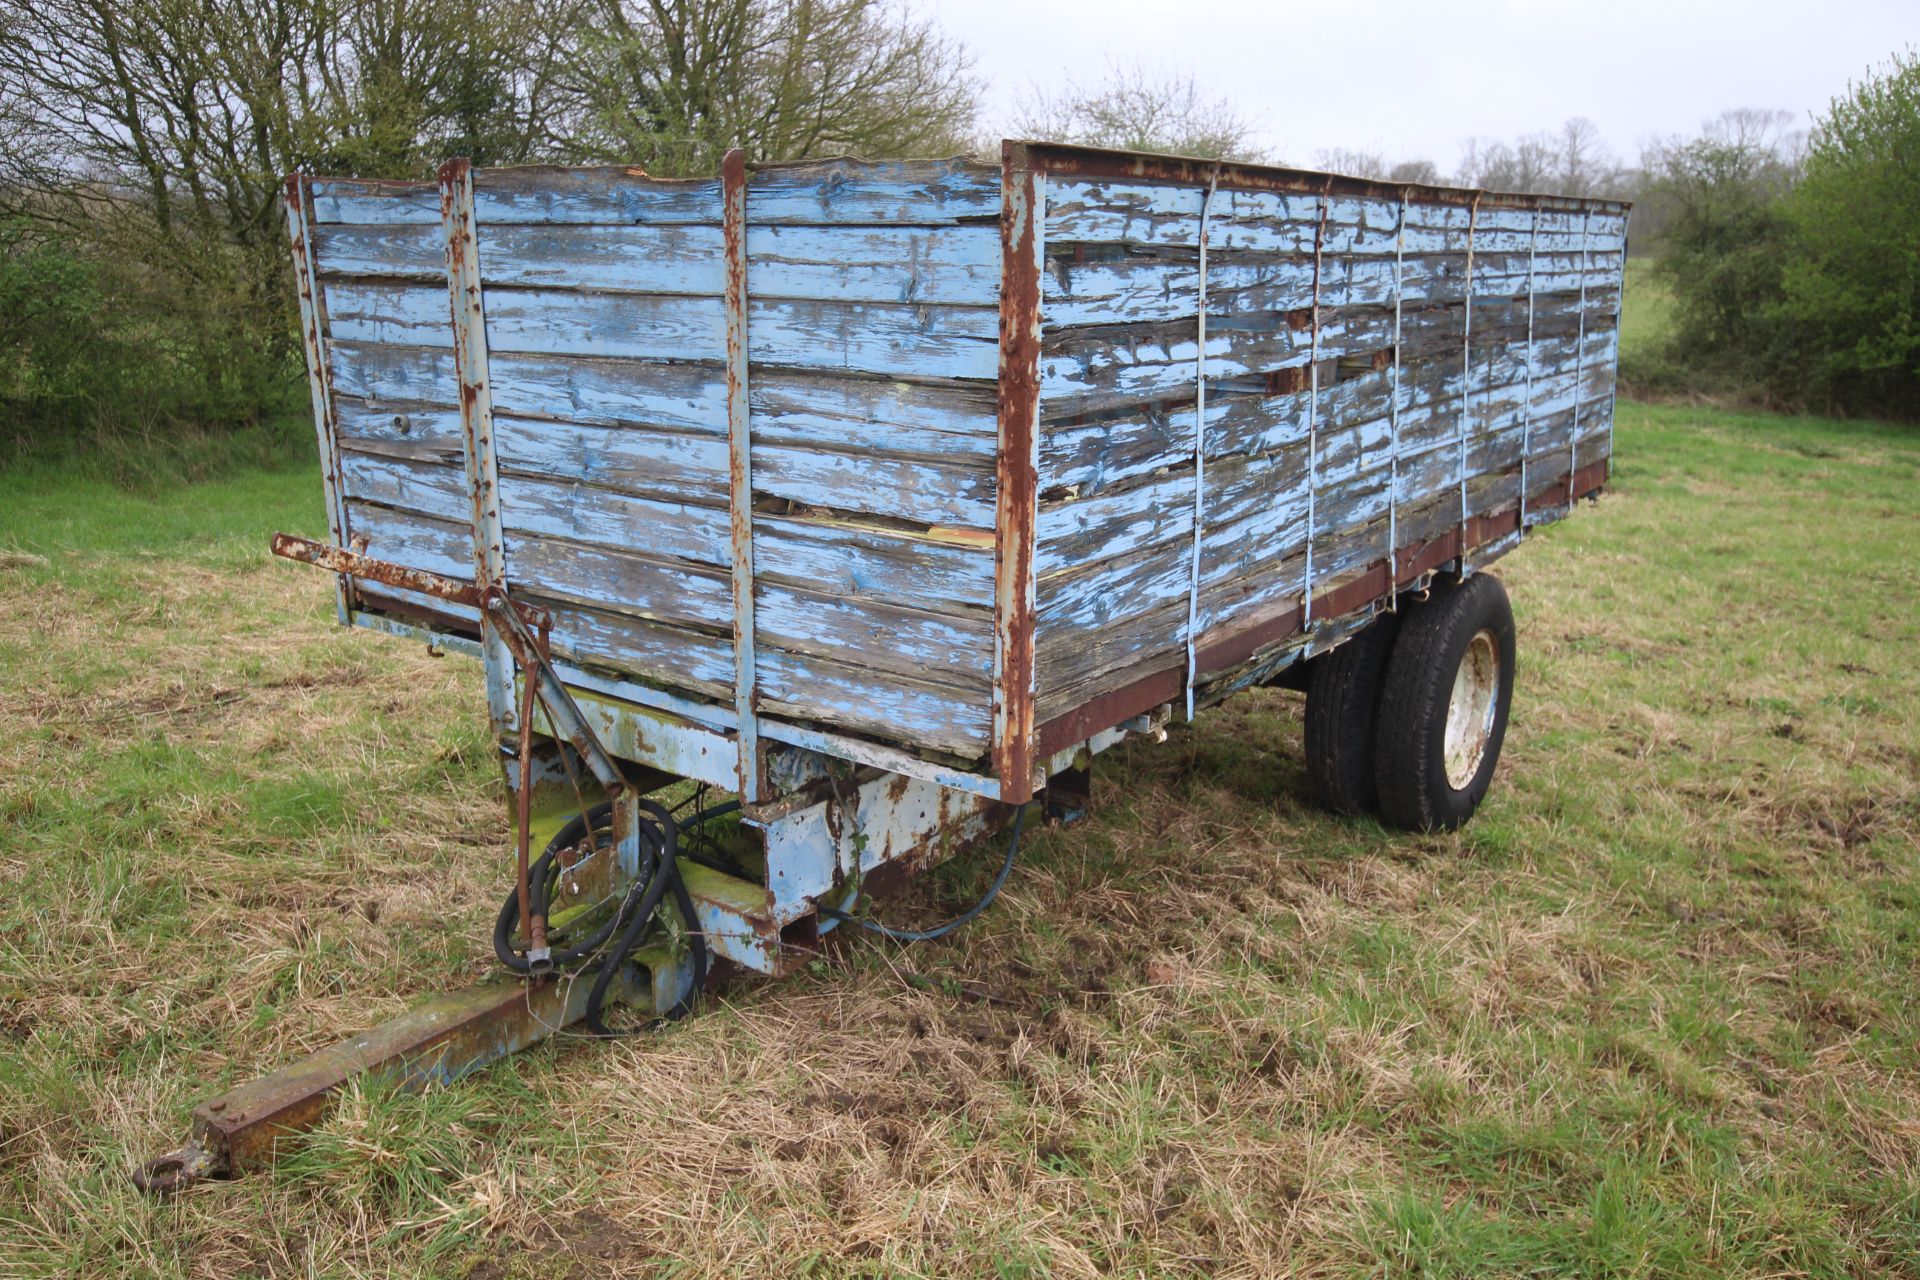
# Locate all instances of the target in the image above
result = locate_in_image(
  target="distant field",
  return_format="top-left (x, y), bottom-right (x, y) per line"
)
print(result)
top-left (2, 400), bottom-right (1918, 1278)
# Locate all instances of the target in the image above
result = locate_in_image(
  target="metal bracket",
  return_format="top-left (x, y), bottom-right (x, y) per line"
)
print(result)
top-left (270, 534), bottom-right (624, 794)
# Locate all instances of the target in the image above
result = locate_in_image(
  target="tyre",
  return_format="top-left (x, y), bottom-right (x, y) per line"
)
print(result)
top-left (1373, 574), bottom-right (1516, 832)
top-left (1304, 612), bottom-right (1401, 815)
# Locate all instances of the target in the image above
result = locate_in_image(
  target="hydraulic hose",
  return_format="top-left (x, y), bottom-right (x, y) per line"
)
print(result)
top-left (492, 797), bottom-right (710, 1035)
top-left (496, 791), bottom-right (1023, 1032)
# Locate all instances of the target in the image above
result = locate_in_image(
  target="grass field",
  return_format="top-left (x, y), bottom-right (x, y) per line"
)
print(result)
top-left (2, 399), bottom-right (1918, 1278)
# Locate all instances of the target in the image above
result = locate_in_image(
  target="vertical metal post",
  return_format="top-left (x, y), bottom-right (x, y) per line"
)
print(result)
top-left (1606, 209), bottom-right (1626, 484)
top-left (1519, 203), bottom-right (1540, 527)
top-left (438, 158), bottom-right (516, 737)
top-left (1569, 206), bottom-right (1594, 512)
top-left (284, 174), bottom-right (351, 625)
top-left (1458, 193), bottom-right (1481, 573)
top-left (1183, 166), bottom-right (1220, 721)
top-left (1389, 189), bottom-right (1407, 608)
top-left (992, 143), bottom-right (1044, 804)
top-left (1303, 180), bottom-right (1331, 628)
top-left (721, 148), bottom-right (763, 804)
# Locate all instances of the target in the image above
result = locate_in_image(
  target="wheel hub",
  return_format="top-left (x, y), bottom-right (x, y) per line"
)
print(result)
top-left (1443, 628), bottom-right (1501, 790)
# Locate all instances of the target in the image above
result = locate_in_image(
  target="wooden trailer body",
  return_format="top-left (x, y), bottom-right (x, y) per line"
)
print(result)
top-left (286, 142), bottom-right (1626, 811)
top-left (134, 145), bottom-right (1628, 1186)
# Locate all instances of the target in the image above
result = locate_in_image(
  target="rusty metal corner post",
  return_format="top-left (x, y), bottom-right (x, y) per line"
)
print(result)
top-left (284, 173), bottom-right (352, 625)
top-left (721, 147), bottom-right (764, 804)
top-left (438, 157), bottom-right (517, 738)
top-left (992, 142), bottom-right (1043, 804)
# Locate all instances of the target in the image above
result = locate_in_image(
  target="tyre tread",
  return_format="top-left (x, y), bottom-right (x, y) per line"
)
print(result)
top-left (1374, 575), bottom-right (1515, 832)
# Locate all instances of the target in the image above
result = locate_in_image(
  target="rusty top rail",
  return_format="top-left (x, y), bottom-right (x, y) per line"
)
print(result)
top-left (1010, 139), bottom-right (1633, 214)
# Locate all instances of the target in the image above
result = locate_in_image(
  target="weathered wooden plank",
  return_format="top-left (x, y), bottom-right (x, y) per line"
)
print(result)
top-left (1041, 306), bottom-right (1423, 419)
top-left (743, 295), bottom-right (999, 381)
top-left (538, 597), bottom-right (734, 697)
top-left (471, 169), bottom-right (722, 224)
top-left (343, 499), bottom-right (474, 582)
top-left (312, 161), bottom-right (1001, 228)
top-left (510, 533), bottom-right (731, 631)
top-left (337, 399), bottom-right (992, 531)
top-left (329, 340), bottom-right (999, 451)
top-left (751, 370), bottom-right (997, 455)
top-left (311, 222), bottom-right (449, 279)
top-left (756, 584), bottom-right (990, 687)
top-left (755, 445), bottom-right (994, 529)
top-left (311, 220), bottom-right (1002, 308)
top-left (756, 650), bottom-right (989, 757)
top-left (308, 180), bottom-right (440, 225)
top-left (1044, 253), bottom-right (1424, 328)
top-left (338, 450), bottom-right (471, 524)
top-left (324, 281), bottom-right (1000, 381)
top-left (499, 471), bottom-right (730, 570)
top-left (329, 341), bottom-right (462, 407)
top-left (753, 516), bottom-right (994, 611)
top-left (1046, 179), bottom-right (1628, 260)
top-left (748, 157), bottom-right (1001, 225)
top-left (745, 224), bottom-right (999, 304)
top-left (337, 427), bottom-right (995, 617)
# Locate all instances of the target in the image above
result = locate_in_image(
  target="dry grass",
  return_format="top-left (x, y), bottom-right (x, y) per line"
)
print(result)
top-left (1, 401), bottom-right (1918, 1278)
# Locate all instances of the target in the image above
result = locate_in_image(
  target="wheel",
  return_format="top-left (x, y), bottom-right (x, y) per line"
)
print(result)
top-left (1303, 612), bottom-right (1401, 815)
top-left (1373, 574), bottom-right (1516, 832)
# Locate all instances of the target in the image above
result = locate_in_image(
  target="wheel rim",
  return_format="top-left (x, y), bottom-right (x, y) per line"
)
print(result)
top-left (1443, 628), bottom-right (1501, 790)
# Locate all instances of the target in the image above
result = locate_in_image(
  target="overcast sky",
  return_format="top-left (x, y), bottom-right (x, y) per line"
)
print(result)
top-left (926, 0), bottom-right (1914, 171)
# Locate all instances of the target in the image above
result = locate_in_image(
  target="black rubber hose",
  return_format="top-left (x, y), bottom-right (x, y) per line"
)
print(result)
top-left (583, 797), bottom-right (708, 1035)
top-left (492, 802), bottom-right (620, 974)
top-left (493, 793), bottom-right (723, 1030)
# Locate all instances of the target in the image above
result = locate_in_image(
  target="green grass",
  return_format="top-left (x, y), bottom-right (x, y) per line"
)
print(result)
top-left (1618, 257), bottom-right (1674, 370)
top-left (2, 401), bottom-right (1918, 1277)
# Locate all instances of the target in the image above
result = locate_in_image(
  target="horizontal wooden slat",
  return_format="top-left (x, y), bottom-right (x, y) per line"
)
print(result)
top-left (324, 282), bottom-right (999, 381)
top-left (756, 650), bottom-right (987, 757)
top-left (310, 160), bottom-right (999, 228)
top-left (329, 343), bottom-right (996, 448)
top-left (753, 516), bottom-right (994, 611)
top-left (747, 158), bottom-right (1001, 225)
top-left (344, 498), bottom-right (473, 582)
top-left (1042, 249), bottom-right (1624, 329)
top-left (1045, 179), bottom-right (1628, 257)
top-left (312, 221), bottom-right (1001, 308)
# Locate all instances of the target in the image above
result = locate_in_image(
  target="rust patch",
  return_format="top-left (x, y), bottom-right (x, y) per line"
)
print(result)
top-left (271, 533), bottom-right (487, 610)
top-left (721, 147), bottom-right (764, 802)
top-left (992, 143), bottom-right (1043, 803)
top-left (1021, 140), bottom-right (1632, 214)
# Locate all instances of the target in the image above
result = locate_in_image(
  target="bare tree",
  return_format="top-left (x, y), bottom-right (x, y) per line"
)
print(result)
top-left (1700, 106), bottom-right (1806, 163)
top-left (1555, 116), bottom-right (1618, 196)
top-left (1310, 149), bottom-right (1446, 185)
top-left (1387, 157), bottom-right (1444, 186)
top-left (1458, 119), bottom-right (1622, 197)
top-left (1459, 131), bottom-right (1557, 193)
top-left (1312, 147), bottom-right (1388, 179)
top-left (1011, 61), bottom-right (1268, 162)
top-left (569, 0), bottom-right (978, 174)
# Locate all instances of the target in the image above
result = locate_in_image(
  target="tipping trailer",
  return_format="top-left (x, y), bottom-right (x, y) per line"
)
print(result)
top-left (136, 143), bottom-right (1625, 1191)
